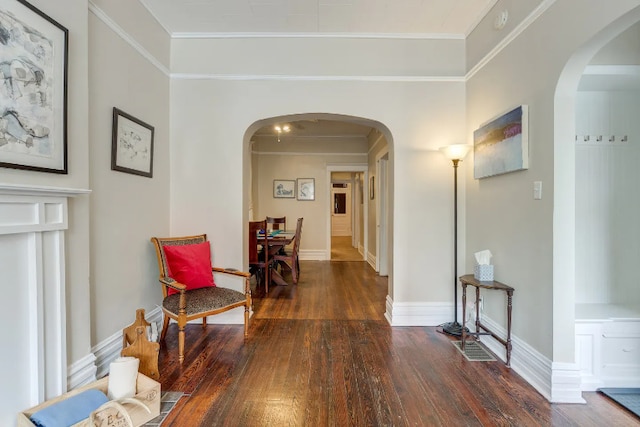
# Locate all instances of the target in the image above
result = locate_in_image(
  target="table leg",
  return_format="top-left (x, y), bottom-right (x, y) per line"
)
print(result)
top-left (506, 290), bottom-right (513, 367)
top-left (461, 283), bottom-right (467, 351)
top-left (475, 287), bottom-right (480, 337)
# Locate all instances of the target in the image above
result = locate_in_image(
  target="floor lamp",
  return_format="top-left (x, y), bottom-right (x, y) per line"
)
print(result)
top-left (439, 144), bottom-right (472, 336)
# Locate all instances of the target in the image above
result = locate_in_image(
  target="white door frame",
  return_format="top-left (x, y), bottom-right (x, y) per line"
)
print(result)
top-left (326, 164), bottom-right (368, 260)
top-left (376, 150), bottom-right (389, 275)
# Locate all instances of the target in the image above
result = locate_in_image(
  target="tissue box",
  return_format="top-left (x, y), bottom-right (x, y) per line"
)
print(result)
top-left (18, 373), bottom-right (160, 427)
top-left (474, 264), bottom-right (494, 281)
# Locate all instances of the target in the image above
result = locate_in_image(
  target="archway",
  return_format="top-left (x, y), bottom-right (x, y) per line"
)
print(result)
top-left (242, 113), bottom-right (395, 306)
top-left (553, 6), bottom-right (640, 399)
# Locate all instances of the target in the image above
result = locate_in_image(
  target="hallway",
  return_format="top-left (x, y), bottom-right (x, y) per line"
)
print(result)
top-left (156, 260), bottom-right (639, 426)
top-left (330, 236), bottom-right (364, 261)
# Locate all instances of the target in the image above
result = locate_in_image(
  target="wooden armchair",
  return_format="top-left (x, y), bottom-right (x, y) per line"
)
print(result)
top-left (150, 234), bottom-right (251, 363)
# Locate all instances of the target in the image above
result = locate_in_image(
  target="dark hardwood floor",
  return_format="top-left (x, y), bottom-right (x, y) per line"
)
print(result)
top-left (157, 261), bottom-right (640, 426)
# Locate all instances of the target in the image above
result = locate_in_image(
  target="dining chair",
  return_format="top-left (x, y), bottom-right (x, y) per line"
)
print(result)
top-left (249, 220), bottom-right (271, 293)
top-left (266, 216), bottom-right (286, 231)
top-left (273, 217), bottom-right (303, 285)
top-left (266, 216), bottom-right (287, 255)
top-left (150, 235), bottom-right (251, 363)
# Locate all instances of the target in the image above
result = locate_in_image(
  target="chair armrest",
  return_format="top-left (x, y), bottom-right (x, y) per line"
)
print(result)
top-left (160, 277), bottom-right (186, 292)
top-left (212, 266), bottom-right (251, 278)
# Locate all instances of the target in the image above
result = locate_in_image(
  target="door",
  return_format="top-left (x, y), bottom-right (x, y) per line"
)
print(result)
top-left (331, 183), bottom-right (351, 236)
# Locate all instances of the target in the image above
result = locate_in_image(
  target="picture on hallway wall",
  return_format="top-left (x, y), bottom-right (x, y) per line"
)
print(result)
top-left (473, 105), bottom-right (529, 179)
top-left (273, 180), bottom-right (295, 198)
top-left (111, 108), bottom-right (155, 178)
top-left (297, 178), bottom-right (314, 201)
top-left (0, 0), bottom-right (69, 173)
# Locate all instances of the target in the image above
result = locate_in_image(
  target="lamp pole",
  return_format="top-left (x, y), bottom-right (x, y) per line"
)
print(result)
top-left (442, 158), bottom-right (463, 335)
top-left (439, 144), bottom-right (471, 337)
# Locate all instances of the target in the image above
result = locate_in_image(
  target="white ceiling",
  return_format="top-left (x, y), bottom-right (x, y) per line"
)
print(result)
top-left (140, 0), bottom-right (498, 36)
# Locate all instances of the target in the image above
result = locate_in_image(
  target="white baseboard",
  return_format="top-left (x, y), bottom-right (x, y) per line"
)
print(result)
top-left (299, 249), bottom-right (328, 261)
top-left (367, 251), bottom-right (376, 270)
top-left (67, 353), bottom-right (97, 390)
top-left (384, 296), bottom-right (452, 326)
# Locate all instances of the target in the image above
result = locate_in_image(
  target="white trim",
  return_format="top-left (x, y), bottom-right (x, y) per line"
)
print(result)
top-left (466, 0), bottom-right (557, 80)
top-left (253, 151), bottom-right (367, 157)
top-left (385, 300), bottom-right (452, 326)
top-left (89, 1), bottom-right (170, 77)
top-left (92, 328), bottom-right (125, 379)
top-left (67, 353), bottom-right (98, 389)
top-left (582, 64), bottom-right (640, 76)
top-left (551, 363), bottom-right (586, 403)
top-left (367, 250), bottom-right (376, 270)
top-left (299, 249), bottom-right (328, 261)
top-left (0, 183), bottom-right (90, 197)
top-left (171, 73), bottom-right (465, 83)
top-left (170, 32), bottom-right (465, 40)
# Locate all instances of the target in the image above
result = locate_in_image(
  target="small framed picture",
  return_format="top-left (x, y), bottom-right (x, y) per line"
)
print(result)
top-left (273, 180), bottom-right (295, 198)
top-left (297, 178), bottom-right (315, 201)
top-left (369, 176), bottom-right (375, 200)
top-left (111, 108), bottom-right (155, 177)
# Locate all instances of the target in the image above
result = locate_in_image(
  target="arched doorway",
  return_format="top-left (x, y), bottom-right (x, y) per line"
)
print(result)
top-left (242, 113), bottom-right (394, 304)
top-left (554, 6), bottom-right (640, 398)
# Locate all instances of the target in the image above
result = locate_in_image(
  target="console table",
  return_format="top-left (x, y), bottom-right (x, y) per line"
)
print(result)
top-left (460, 274), bottom-right (514, 367)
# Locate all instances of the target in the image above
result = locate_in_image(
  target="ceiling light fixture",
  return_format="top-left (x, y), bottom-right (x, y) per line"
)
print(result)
top-left (274, 124), bottom-right (291, 142)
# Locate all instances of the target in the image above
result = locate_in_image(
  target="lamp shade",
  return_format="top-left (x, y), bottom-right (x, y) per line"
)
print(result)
top-left (439, 144), bottom-right (472, 160)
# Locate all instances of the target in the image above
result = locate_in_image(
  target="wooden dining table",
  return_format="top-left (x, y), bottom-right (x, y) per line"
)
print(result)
top-left (258, 230), bottom-right (295, 287)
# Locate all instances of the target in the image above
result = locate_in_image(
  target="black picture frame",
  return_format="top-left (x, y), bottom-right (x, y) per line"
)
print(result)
top-left (0, 0), bottom-right (69, 173)
top-left (111, 108), bottom-right (155, 178)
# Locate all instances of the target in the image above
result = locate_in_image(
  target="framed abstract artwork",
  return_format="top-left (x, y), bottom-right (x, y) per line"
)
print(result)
top-left (111, 108), bottom-right (155, 177)
top-left (273, 180), bottom-right (295, 198)
top-left (0, 0), bottom-right (69, 173)
top-left (473, 105), bottom-right (529, 179)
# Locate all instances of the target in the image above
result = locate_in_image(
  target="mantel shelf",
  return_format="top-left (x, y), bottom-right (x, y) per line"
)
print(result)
top-left (0, 183), bottom-right (91, 197)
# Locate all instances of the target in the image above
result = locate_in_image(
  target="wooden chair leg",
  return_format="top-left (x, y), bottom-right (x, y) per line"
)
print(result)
top-left (202, 317), bottom-right (207, 328)
top-left (244, 303), bottom-right (249, 338)
top-left (178, 324), bottom-right (185, 364)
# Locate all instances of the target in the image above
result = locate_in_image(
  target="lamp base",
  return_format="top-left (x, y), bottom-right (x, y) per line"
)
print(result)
top-left (442, 321), bottom-right (468, 337)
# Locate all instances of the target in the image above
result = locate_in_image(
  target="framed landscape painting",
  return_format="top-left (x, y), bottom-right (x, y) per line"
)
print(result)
top-left (0, 0), bottom-right (69, 173)
top-left (473, 105), bottom-right (529, 179)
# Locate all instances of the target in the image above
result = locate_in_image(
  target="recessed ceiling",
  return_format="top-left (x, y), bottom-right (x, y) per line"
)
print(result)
top-left (140, 0), bottom-right (498, 36)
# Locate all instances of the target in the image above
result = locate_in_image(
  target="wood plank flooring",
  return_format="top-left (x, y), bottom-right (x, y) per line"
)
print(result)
top-left (157, 261), bottom-right (640, 426)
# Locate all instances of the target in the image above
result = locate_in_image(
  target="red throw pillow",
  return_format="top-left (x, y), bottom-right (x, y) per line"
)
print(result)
top-left (162, 241), bottom-right (216, 295)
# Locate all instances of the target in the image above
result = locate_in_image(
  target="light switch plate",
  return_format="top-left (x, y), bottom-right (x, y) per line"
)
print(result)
top-left (533, 181), bottom-right (542, 200)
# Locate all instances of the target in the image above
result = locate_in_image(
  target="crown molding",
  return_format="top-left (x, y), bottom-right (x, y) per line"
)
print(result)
top-left (170, 73), bottom-right (464, 83)
top-left (466, 0), bottom-right (557, 80)
top-left (89, 1), bottom-right (170, 77)
top-left (171, 32), bottom-right (465, 40)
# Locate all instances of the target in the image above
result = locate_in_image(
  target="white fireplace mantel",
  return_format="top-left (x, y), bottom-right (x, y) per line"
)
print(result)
top-left (0, 183), bottom-right (90, 424)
